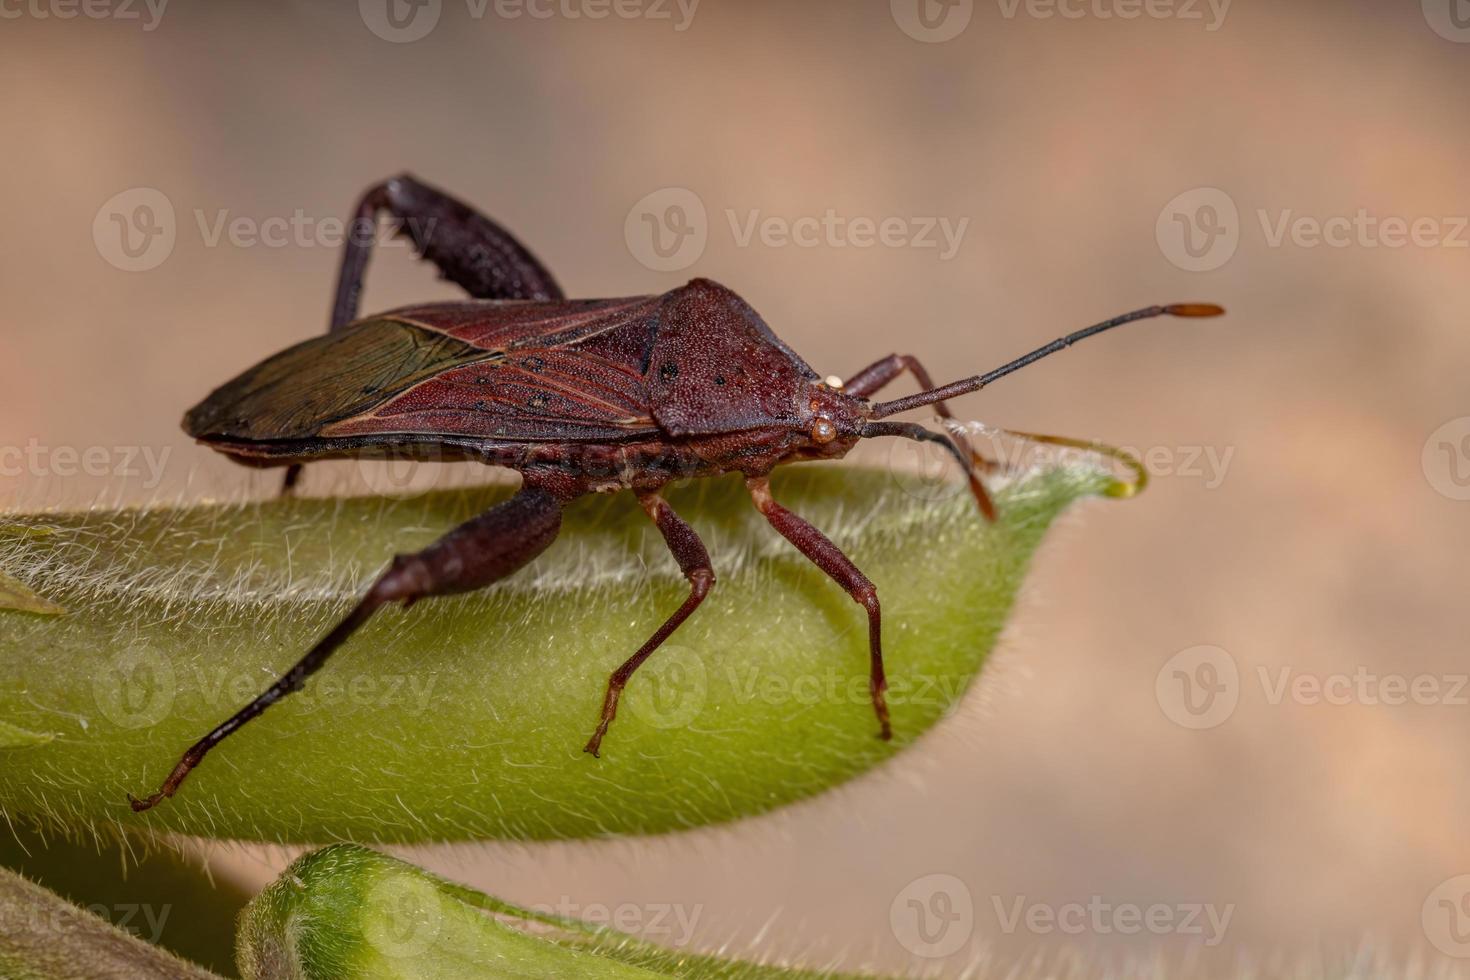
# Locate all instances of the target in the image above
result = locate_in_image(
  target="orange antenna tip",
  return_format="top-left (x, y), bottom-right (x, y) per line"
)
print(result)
top-left (1164, 303), bottom-right (1225, 318)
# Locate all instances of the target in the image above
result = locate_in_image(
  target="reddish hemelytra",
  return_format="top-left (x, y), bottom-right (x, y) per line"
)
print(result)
top-left (128, 173), bottom-right (1224, 812)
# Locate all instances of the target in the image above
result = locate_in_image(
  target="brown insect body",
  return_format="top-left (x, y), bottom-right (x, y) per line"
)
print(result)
top-left (186, 278), bottom-right (862, 493)
top-left (129, 174), bottom-right (1220, 812)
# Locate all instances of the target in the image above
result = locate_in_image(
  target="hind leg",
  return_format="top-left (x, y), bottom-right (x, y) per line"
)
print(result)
top-left (283, 173), bottom-right (565, 493)
top-left (129, 482), bottom-right (569, 811)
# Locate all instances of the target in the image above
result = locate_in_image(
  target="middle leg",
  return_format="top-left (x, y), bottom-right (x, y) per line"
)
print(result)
top-left (584, 490), bottom-right (715, 757)
top-left (746, 475), bottom-right (891, 740)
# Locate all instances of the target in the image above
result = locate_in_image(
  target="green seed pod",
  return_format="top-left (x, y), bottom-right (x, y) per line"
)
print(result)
top-left (238, 843), bottom-right (881, 979)
top-left (0, 463), bottom-right (1119, 843)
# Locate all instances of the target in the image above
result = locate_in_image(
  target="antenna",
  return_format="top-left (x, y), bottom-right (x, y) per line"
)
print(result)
top-left (867, 304), bottom-right (1224, 419)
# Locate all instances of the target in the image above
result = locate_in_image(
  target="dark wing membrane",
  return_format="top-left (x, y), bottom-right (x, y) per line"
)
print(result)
top-left (322, 347), bottom-right (655, 441)
top-left (184, 317), bottom-right (488, 442)
top-left (186, 295), bottom-right (663, 445)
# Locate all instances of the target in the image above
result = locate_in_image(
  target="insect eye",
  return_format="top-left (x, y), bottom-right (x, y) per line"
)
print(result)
top-left (810, 418), bottom-right (837, 444)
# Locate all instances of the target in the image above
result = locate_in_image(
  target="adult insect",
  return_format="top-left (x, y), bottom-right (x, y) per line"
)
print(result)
top-left (129, 174), bottom-right (1221, 811)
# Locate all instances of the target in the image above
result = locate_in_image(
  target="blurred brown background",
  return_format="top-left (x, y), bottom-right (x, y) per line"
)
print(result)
top-left (4, 0), bottom-right (1470, 974)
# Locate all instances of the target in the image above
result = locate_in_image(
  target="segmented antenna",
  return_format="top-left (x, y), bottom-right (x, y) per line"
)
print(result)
top-left (868, 304), bottom-right (1224, 419)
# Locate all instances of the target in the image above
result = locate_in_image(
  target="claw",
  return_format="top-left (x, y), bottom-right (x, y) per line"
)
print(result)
top-left (128, 747), bottom-right (202, 812)
top-left (128, 792), bottom-right (165, 813)
top-left (583, 721), bottom-right (609, 758)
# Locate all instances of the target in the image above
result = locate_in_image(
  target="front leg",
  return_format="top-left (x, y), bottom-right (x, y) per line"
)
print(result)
top-left (129, 483), bottom-right (568, 811)
top-left (584, 491), bottom-right (715, 757)
top-left (844, 352), bottom-right (997, 520)
top-left (746, 476), bottom-right (891, 740)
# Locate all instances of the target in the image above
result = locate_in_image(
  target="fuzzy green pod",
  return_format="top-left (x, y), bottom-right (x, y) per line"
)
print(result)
top-left (239, 843), bottom-right (875, 979)
top-left (0, 462), bottom-right (1117, 843)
